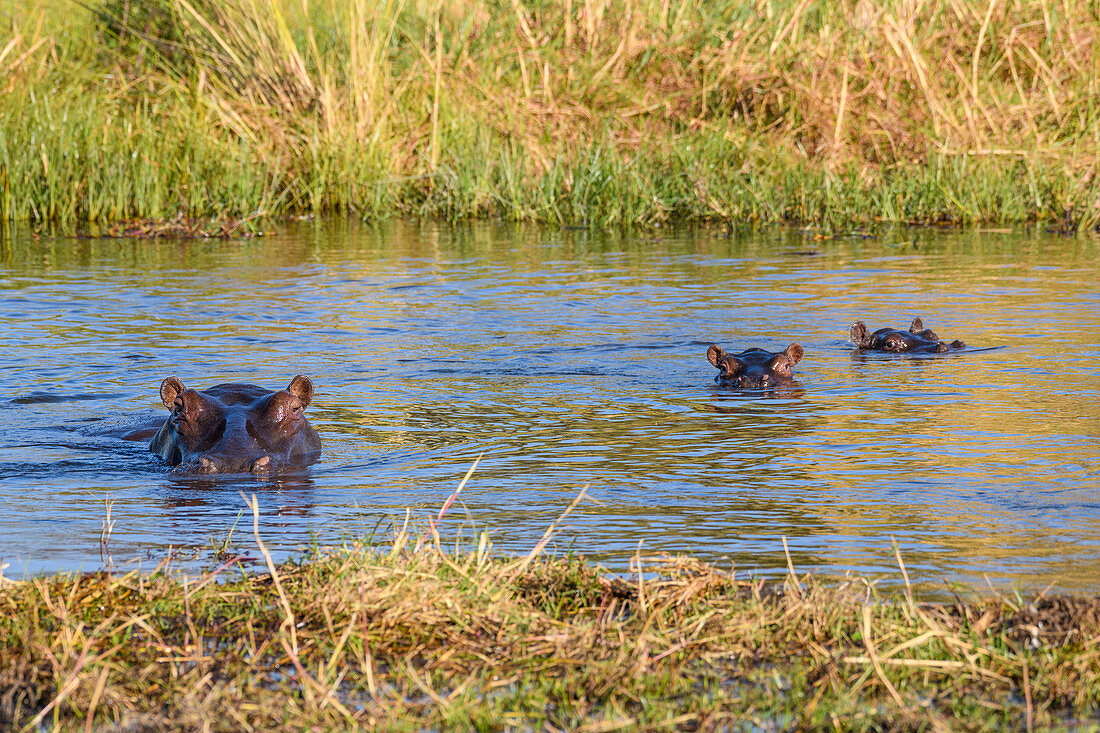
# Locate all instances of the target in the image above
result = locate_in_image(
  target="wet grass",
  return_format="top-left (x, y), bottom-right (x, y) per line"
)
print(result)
top-left (2, 0), bottom-right (1100, 232)
top-left (2, 496), bottom-right (1099, 731)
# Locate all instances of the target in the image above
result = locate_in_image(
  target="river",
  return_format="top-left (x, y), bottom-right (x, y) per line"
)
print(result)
top-left (1, 220), bottom-right (1097, 594)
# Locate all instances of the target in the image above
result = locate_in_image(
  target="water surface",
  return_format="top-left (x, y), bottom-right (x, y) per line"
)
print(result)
top-left (1, 221), bottom-right (1097, 594)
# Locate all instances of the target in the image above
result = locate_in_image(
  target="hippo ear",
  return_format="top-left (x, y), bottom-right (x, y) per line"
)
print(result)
top-left (849, 321), bottom-right (870, 347)
top-left (706, 345), bottom-right (727, 368)
top-left (784, 343), bottom-right (804, 365)
top-left (909, 317), bottom-right (924, 333)
top-left (160, 377), bottom-right (185, 409)
top-left (287, 375), bottom-right (314, 408)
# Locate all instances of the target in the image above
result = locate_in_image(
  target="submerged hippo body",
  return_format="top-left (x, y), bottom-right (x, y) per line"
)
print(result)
top-left (849, 317), bottom-right (965, 354)
top-left (150, 375), bottom-right (321, 474)
top-left (707, 343), bottom-right (804, 389)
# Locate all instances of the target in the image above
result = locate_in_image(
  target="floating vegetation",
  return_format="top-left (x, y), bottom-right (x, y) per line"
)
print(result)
top-left (94, 212), bottom-right (267, 239)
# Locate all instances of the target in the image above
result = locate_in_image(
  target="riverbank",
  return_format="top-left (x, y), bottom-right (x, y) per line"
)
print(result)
top-left (2, 507), bottom-right (1099, 730)
top-left (2, 0), bottom-right (1099, 232)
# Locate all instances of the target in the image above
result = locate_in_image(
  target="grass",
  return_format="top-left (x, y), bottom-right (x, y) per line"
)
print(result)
top-left (2, 492), bottom-right (1099, 730)
top-left (2, 0), bottom-right (1100, 232)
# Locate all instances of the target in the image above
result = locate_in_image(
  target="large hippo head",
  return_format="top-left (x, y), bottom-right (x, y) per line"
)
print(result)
top-left (707, 343), bottom-right (804, 389)
top-left (149, 375), bottom-right (321, 473)
top-left (849, 317), bottom-right (965, 353)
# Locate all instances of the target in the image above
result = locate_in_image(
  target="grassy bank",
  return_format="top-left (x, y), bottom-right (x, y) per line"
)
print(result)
top-left (2, 501), bottom-right (1099, 730)
top-left (2, 0), bottom-right (1100, 231)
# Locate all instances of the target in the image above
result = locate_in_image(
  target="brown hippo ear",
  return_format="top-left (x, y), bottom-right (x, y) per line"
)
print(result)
top-left (287, 375), bottom-right (314, 408)
top-left (849, 321), bottom-right (870, 347)
top-left (784, 343), bottom-right (804, 365)
top-left (707, 345), bottom-right (727, 368)
top-left (160, 376), bottom-right (185, 409)
top-left (909, 317), bottom-right (924, 333)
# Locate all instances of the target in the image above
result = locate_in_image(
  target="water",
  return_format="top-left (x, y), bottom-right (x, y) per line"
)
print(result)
top-left (1, 221), bottom-right (1098, 595)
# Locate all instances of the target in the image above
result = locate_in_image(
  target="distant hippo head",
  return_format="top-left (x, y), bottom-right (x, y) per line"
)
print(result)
top-left (707, 343), bottom-right (804, 389)
top-left (849, 317), bottom-right (965, 354)
top-left (150, 375), bottom-right (321, 474)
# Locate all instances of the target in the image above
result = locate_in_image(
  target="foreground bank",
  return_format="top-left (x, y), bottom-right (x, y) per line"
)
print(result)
top-left (2, 525), bottom-right (1098, 730)
top-left (3, 0), bottom-right (1100, 231)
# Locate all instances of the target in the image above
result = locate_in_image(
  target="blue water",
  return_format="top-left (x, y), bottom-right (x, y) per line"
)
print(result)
top-left (1, 221), bottom-right (1098, 595)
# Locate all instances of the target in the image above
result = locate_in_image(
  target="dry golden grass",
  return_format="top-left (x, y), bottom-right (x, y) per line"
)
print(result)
top-left (1, 496), bottom-right (1099, 730)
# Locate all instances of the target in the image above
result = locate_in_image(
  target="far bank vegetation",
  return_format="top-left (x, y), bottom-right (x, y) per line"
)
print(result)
top-left (2, 0), bottom-right (1098, 229)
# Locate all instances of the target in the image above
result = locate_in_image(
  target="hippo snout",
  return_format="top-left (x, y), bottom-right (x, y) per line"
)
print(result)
top-left (178, 453), bottom-right (273, 474)
top-left (734, 371), bottom-right (770, 388)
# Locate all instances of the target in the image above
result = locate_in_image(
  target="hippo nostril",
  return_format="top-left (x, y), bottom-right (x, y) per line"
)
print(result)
top-left (250, 455), bottom-right (272, 472)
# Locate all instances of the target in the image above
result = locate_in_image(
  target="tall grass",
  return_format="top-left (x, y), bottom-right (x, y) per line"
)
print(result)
top-left (2, 0), bottom-right (1099, 230)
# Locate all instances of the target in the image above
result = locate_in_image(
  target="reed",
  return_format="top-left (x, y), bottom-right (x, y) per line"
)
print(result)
top-left (2, 0), bottom-right (1098, 230)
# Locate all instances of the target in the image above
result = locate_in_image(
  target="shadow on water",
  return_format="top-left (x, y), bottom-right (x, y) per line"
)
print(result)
top-left (158, 471), bottom-right (318, 516)
top-left (848, 345), bottom-right (1007, 363)
top-left (9, 392), bottom-right (126, 404)
top-left (0, 221), bottom-right (1098, 595)
top-left (707, 382), bottom-right (807, 406)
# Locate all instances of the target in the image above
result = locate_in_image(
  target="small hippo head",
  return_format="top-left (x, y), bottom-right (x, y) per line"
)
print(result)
top-left (707, 343), bottom-right (804, 389)
top-left (849, 317), bottom-right (966, 354)
top-left (150, 375), bottom-right (321, 474)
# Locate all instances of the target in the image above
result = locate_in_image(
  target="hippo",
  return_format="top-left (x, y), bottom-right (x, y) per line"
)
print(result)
top-left (849, 317), bottom-right (965, 353)
top-left (706, 343), bottom-right (804, 389)
top-left (148, 375), bottom-right (321, 473)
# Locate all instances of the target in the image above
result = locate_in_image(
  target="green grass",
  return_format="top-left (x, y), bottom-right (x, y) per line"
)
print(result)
top-left (2, 0), bottom-right (1100, 231)
top-left (2, 502), bottom-right (1099, 730)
